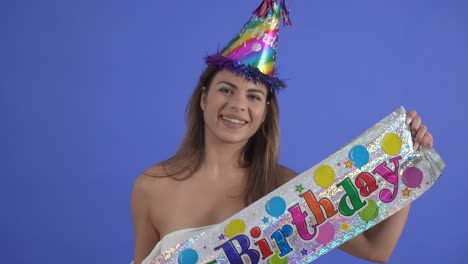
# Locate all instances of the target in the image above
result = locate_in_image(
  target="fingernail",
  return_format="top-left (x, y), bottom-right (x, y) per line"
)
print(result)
top-left (414, 143), bottom-right (420, 150)
top-left (406, 116), bottom-right (412, 125)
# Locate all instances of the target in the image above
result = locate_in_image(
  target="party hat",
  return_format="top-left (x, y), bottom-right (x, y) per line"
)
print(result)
top-left (205, 0), bottom-right (291, 92)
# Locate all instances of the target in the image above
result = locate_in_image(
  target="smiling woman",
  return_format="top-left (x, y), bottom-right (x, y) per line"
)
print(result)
top-left (131, 0), bottom-right (435, 263)
top-left (201, 71), bottom-right (270, 145)
top-left (131, 64), bottom-right (288, 263)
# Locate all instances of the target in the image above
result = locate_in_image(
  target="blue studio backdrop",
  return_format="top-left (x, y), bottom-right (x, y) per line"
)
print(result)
top-left (2, 0), bottom-right (468, 263)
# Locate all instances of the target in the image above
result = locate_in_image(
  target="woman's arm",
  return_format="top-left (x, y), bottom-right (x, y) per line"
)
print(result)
top-left (131, 175), bottom-right (160, 264)
top-left (338, 205), bottom-right (411, 263)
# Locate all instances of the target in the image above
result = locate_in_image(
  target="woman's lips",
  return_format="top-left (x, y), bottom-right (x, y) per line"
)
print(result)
top-left (220, 115), bottom-right (248, 129)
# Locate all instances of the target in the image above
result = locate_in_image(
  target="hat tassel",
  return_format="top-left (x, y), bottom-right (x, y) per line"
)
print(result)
top-left (254, 0), bottom-right (291, 26)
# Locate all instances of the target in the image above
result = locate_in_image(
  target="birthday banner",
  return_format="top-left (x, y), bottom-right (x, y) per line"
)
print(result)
top-left (150, 107), bottom-right (445, 264)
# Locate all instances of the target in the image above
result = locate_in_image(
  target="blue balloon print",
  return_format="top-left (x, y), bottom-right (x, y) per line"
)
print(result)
top-left (265, 196), bottom-right (287, 217)
top-left (348, 145), bottom-right (369, 169)
top-left (178, 248), bottom-right (199, 264)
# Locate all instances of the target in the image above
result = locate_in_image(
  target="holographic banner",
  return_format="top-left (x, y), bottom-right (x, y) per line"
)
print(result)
top-left (150, 107), bottom-right (445, 264)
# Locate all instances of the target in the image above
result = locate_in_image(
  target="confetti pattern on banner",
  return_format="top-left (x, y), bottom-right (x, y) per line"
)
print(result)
top-left (149, 107), bottom-right (445, 264)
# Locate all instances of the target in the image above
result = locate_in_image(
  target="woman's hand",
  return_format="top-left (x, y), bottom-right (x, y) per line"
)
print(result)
top-left (406, 110), bottom-right (434, 150)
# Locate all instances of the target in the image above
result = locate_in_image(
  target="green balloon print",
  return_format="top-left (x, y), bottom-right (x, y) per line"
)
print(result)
top-left (359, 199), bottom-right (379, 223)
top-left (267, 249), bottom-right (289, 264)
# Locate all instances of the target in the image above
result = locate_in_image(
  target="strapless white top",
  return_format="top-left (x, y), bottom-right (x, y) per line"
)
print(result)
top-left (135, 224), bottom-right (217, 264)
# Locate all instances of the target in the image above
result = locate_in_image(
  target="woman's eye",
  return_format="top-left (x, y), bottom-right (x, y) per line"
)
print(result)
top-left (219, 88), bottom-right (232, 95)
top-left (249, 95), bottom-right (262, 101)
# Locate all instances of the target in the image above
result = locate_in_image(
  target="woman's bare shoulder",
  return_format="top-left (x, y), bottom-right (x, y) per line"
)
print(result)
top-left (133, 163), bottom-right (173, 199)
top-left (131, 163), bottom-right (176, 232)
top-left (132, 163), bottom-right (172, 263)
top-left (278, 164), bottom-right (298, 185)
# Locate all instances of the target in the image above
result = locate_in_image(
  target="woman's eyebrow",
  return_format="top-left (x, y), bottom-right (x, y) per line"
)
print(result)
top-left (247, 88), bottom-right (266, 97)
top-left (217, 81), bottom-right (266, 96)
top-left (217, 81), bottom-right (237, 89)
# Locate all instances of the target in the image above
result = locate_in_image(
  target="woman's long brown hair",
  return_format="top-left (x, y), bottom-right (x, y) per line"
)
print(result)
top-left (153, 65), bottom-right (282, 205)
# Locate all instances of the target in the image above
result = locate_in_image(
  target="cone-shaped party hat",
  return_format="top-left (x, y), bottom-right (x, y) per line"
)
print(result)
top-left (206, 0), bottom-right (291, 92)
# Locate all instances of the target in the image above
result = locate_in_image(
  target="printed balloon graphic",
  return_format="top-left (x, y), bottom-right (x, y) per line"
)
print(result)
top-left (348, 145), bottom-right (369, 169)
top-left (316, 222), bottom-right (335, 245)
top-left (178, 248), bottom-right (198, 264)
top-left (265, 196), bottom-right (287, 217)
top-left (402, 167), bottom-right (424, 188)
top-left (381, 133), bottom-right (402, 155)
top-left (359, 199), bottom-right (379, 223)
top-left (224, 219), bottom-right (246, 238)
top-left (267, 249), bottom-right (289, 264)
top-left (313, 165), bottom-right (336, 188)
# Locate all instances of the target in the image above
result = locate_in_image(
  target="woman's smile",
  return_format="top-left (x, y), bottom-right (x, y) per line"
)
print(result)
top-left (220, 114), bottom-right (248, 129)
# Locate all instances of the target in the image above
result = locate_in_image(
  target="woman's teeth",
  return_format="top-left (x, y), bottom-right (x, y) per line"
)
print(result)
top-left (222, 116), bottom-right (246, 124)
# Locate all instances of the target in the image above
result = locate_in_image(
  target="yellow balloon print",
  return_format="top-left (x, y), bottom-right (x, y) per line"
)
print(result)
top-left (381, 132), bottom-right (402, 155)
top-left (313, 165), bottom-right (336, 188)
top-left (224, 219), bottom-right (246, 238)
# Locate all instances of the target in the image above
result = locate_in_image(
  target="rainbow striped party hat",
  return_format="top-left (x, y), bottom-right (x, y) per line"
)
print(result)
top-left (205, 0), bottom-right (291, 92)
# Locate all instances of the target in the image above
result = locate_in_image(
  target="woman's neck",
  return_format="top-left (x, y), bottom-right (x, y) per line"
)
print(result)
top-left (202, 134), bottom-right (248, 180)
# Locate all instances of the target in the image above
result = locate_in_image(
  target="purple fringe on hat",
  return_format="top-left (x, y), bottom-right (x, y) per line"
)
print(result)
top-left (205, 53), bottom-right (286, 93)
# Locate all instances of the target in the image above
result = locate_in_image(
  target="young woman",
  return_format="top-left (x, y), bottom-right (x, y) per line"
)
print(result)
top-left (131, 66), bottom-right (433, 264)
top-left (132, 1), bottom-right (433, 263)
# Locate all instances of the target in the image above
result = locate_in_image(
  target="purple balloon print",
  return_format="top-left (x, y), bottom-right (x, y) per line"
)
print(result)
top-left (316, 222), bottom-right (335, 245)
top-left (402, 167), bottom-right (424, 188)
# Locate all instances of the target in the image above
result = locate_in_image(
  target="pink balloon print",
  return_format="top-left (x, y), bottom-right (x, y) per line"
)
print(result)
top-left (402, 167), bottom-right (424, 188)
top-left (316, 222), bottom-right (335, 245)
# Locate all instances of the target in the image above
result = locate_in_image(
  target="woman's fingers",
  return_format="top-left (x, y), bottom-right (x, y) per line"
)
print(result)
top-left (414, 125), bottom-right (427, 150)
top-left (411, 115), bottom-right (422, 134)
top-left (406, 110), bottom-right (417, 125)
top-left (421, 132), bottom-right (434, 149)
top-left (406, 110), bottom-right (434, 150)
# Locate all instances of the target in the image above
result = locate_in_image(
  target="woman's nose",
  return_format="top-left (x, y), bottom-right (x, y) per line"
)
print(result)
top-left (228, 95), bottom-right (246, 111)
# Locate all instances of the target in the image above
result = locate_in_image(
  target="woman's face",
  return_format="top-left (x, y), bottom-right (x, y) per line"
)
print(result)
top-left (201, 70), bottom-right (269, 145)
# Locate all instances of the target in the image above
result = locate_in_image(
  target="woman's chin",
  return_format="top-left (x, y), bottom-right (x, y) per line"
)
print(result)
top-left (215, 133), bottom-right (251, 145)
